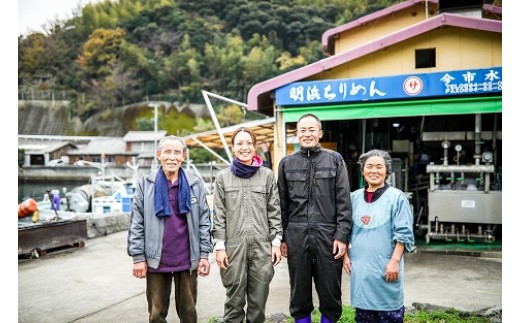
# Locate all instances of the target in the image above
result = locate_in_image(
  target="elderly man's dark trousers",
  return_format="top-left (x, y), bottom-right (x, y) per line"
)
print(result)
top-left (146, 270), bottom-right (198, 323)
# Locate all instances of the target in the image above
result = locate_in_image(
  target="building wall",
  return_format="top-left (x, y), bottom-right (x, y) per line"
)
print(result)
top-left (50, 146), bottom-right (75, 162)
top-left (315, 28), bottom-right (501, 81)
top-left (271, 16), bottom-right (501, 175)
top-left (67, 155), bottom-right (136, 166)
top-left (334, 4), bottom-right (438, 54)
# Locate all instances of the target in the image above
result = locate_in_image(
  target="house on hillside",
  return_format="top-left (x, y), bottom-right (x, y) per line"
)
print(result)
top-left (66, 137), bottom-right (139, 166)
top-left (18, 139), bottom-right (78, 166)
top-left (18, 130), bottom-right (169, 168)
top-left (123, 130), bottom-right (168, 166)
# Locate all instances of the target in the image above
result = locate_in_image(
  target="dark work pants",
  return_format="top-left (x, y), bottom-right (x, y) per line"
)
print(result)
top-left (287, 230), bottom-right (343, 322)
top-left (146, 270), bottom-right (198, 323)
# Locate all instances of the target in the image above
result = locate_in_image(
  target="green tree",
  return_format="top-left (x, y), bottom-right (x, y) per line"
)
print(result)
top-left (193, 118), bottom-right (215, 132)
top-left (18, 33), bottom-right (47, 84)
top-left (217, 105), bottom-right (245, 127)
top-left (242, 36), bottom-right (280, 95)
top-left (18, 0), bottom-right (446, 128)
top-left (163, 34), bottom-right (203, 103)
top-left (78, 28), bottom-right (127, 78)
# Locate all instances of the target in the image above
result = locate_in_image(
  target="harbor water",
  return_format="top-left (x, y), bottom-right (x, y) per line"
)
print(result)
top-left (18, 178), bottom-right (87, 204)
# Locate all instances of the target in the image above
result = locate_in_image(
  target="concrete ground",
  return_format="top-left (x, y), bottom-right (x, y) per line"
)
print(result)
top-left (18, 230), bottom-right (502, 323)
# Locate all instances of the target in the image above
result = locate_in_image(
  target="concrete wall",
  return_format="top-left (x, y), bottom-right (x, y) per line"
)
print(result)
top-left (19, 163), bottom-right (229, 182)
top-left (18, 100), bottom-right (76, 135)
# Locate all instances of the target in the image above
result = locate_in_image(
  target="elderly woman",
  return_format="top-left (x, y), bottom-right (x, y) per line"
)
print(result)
top-left (343, 149), bottom-right (415, 323)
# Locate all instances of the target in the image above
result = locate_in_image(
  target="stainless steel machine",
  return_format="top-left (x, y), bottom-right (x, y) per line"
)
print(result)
top-left (424, 114), bottom-right (501, 243)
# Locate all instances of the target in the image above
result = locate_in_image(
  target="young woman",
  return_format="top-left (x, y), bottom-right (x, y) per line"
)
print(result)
top-left (212, 127), bottom-right (282, 323)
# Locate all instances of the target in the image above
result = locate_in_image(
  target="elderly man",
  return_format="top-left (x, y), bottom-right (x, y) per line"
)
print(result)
top-left (127, 135), bottom-right (213, 323)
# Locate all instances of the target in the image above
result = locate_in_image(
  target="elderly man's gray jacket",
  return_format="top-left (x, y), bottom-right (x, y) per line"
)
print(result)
top-left (127, 168), bottom-right (213, 272)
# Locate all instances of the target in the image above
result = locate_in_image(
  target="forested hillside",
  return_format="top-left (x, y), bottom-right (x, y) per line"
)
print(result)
top-left (18, 0), bottom-right (402, 135)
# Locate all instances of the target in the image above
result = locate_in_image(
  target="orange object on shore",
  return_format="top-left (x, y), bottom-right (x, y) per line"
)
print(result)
top-left (18, 198), bottom-right (38, 219)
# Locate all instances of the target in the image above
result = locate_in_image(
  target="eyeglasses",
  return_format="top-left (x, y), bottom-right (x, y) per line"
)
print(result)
top-left (297, 128), bottom-right (319, 135)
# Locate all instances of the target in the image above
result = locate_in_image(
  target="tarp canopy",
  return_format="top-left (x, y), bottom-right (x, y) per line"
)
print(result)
top-left (182, 117), bottom-right (282, 149)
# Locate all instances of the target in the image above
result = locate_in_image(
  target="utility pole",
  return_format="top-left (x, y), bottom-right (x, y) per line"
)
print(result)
top-left (148, 102), bottom-right (159, 170)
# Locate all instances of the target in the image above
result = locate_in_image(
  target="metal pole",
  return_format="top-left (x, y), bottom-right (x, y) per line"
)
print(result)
top-left (148, 102), bottom-right (159, 170)
top-left (101, 154), bottom-right (106, 179)
top-left (191, 137), bottom-right (230, 164)
top-left (154, 103), bottom-right (158, 162)
top-left (201, 91), bottom-right (235, 162)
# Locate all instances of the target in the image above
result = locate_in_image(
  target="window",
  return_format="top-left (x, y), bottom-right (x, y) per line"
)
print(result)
top-left (415, 48), bottom-right (436, 68)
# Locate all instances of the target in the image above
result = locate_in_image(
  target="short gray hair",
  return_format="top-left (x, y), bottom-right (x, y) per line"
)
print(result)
top-left (157, 135), bottom-right (187, 152)
top-left (357, 149), bottom-right (392, 176)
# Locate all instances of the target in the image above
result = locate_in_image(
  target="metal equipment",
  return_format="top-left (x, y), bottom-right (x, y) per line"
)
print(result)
top-left (424, 115), bottom-right (501, 243)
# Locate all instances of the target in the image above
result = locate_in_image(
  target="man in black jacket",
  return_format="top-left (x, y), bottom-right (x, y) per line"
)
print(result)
top-left (278, 113), bottom-right (353, 323)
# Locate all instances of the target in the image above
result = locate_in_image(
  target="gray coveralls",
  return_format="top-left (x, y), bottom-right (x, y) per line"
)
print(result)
top-left (213, 166), bottom-right (282, 323)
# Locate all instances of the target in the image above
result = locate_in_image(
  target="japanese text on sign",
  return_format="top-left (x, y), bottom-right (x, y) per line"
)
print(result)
top-left (275, 67), bottom-right (502, 106)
